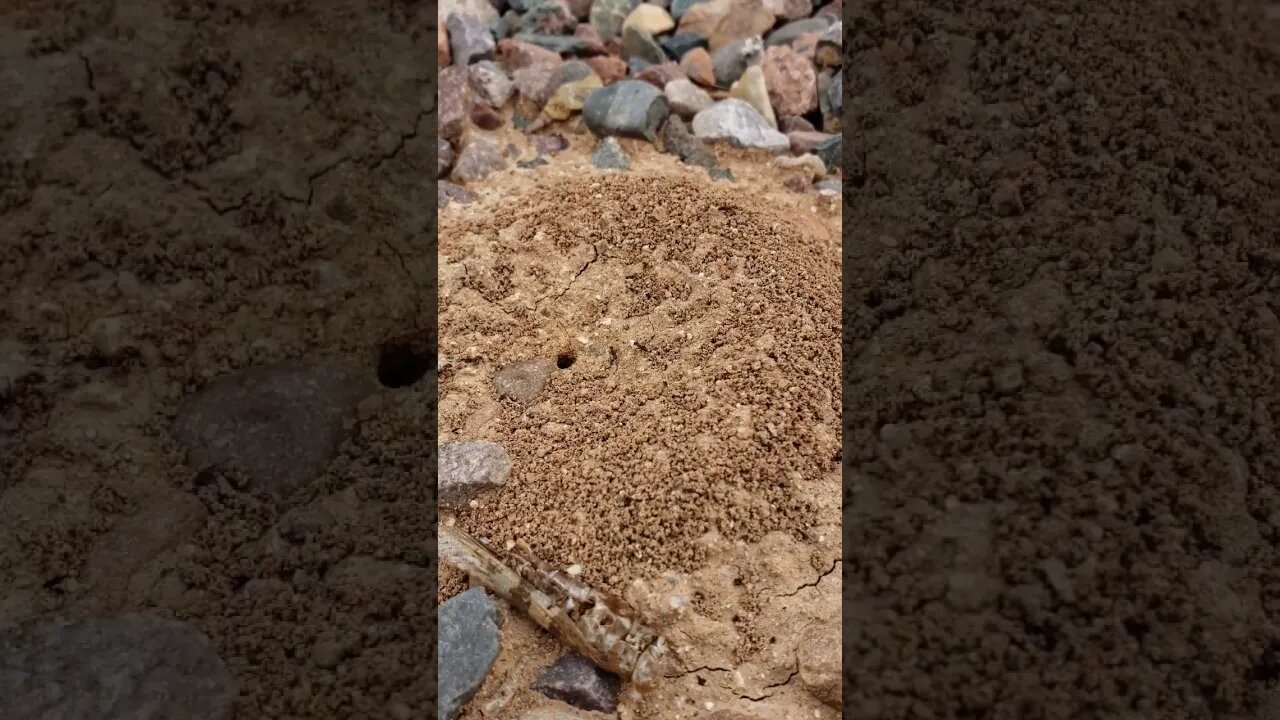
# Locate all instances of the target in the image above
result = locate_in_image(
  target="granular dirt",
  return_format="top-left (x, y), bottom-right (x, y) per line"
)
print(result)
top-left (842, 1), bottom-right (1280, 718)
top-left (439, 171), bottom-right (841, 593)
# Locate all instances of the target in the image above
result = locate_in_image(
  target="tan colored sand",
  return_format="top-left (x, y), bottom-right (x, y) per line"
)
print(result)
top-left (438, 171), bottom-right (841, 597)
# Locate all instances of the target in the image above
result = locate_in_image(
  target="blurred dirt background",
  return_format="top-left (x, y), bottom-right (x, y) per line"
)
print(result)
top-left (842, 1), bottom-right (1280, 718)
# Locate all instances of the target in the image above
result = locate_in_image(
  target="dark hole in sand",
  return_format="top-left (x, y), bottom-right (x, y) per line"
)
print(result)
top-left (556, 352), bottom-right (576, 370)
top-left (377, 337), bottom-right (431, 388)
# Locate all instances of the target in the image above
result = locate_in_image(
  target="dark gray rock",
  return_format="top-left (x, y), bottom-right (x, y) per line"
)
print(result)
top-left (512, 31), bottom-right (587, 54)
top-left (813, 134), bottom-right (841, 172)
top-left (711, 36), bottom-right (763, 88)
top-left (0, 614), bottom-right (237, 720)
top-left (530, 652), bottom-right (622, 714)
top-left (438, 138), bottom-right (456, 178)
top-left (660, 31), bottom-right (708, 60)
top-left (448, 11), bottom-right (497, 65)
top-left (709, 166), bottom-right (734, 181)
top-left (621, 26), bottom-right (665, 65)
top-left (766, 16), bottom-right (834, 46)
top-left (661, 115), bottom-right (717, 168)
top-left (517, 156), bottom-right (550, 169)
top-left (819, 68), bottom-right (842, 132)
top-left (439, 440), bottom-right (512, 508)
top-left (173, 361), bottom-right (372, 497)
top-left (588, 0), bottom-right (632, 41)
top-left (439, 589), bottom-right (501, 720)
top-left (440, 180), bottom-right (480, 207)
top-left (591, 137), bottom-right (631, 170)
top-left (582, 80), bottom-right (669, 141)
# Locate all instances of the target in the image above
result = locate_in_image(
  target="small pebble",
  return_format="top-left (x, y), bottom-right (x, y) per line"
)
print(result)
top-left (438, 589), bottom-right (501, 720)
top-left (469, 61), bottom-right (515, 108)
top-left (448, 11), bottom-right (497, 65)
top-left (591, 137), bottom-right (632, 170)
top-left (438, 440), bottom-right (512, 510)
top-left (451, 137), bottom-right (508, 184)
top-left (531, 652), bottom-right (622, 714)
top-left (624, 3), bottom-right (675, 35)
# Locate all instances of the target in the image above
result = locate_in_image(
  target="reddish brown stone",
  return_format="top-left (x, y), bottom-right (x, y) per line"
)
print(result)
top-left (574, 23), bottom-right (608, 55)
top-left (635, 62), bottom-right (685, 89)
top-left (680, 47), bottom-right (716, 88)
top-left (470, 103), bottom-right (504, 130)
top-left (763, 45), bottom-right (817, 117)
top-left (497, 38), bottom-right (563, 72)
top-left (439, 25), bottom-right (451, 67)
top-left (586, 55), bottom-right (628, 85)
top-left (765, 0), bottom-right (812, 20)
top-left (779, 115), bottom-right (816, 133)
top-left (439, 66), bottom-right (472, 141)
top-left (679, 0), bottom-right (729, 37)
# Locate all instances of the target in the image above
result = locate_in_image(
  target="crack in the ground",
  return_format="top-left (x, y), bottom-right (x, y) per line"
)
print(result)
top-left (378, 235), bottom-right (425, 328)
top-left (674, 664), bottom-right (733, 678)
top-left (776, 558), bottom-right (839, 599)
top-left (371, 109), bottom-right (428, 171)
top-left (536, 243), bottom-right (600, 309)
top-left (738, 657), bottom-right (800, 702)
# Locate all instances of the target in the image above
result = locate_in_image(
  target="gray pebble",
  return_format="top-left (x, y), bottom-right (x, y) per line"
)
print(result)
top-left (493, 358), bottom-right (554, 403)
top-left (813, 134), bottom-right (841, 172)
top-left (659, 31), bottom-right (707, 60)
top-left (452, 137), bottom-right (508, 184)
top-left (766, 16), bottom-right (834, 46)
top-left (582, 80), bottom-right (669, 141)
top-left (621, 25), bottom-right (666, 65)
top-left (661, 115), bottom-right (717, 168)
top-left (711, 36), bottom-right (763, 88)
top-left (448, 11), bottom-right (497, 65)
top-left (438, 138), bottom-right (456, 178)
top-left (470, 60), bottom-right (515, 107)
top-left (531, 652), bottom-right (622, 714)
top-left (439, 440), bottom-right (512, 509)
top-left (0, 614), bottom-right (237, 720)
top-left (709, 166), bottom-right (733, 181)
top-left (588, 0), bottom-right (632, 41)
top-left (664, 78), bottom-right (712, 118)
top-left (440, 180), bottom-right (480, 207)
top-left (691, 99), bottom-right (789, 152)
top-left (591, 137), bottom-right (631, 170)
top-left (512, 31), bottom-right (588, 55)
top-left (438, 589), bottom-right (501, 720)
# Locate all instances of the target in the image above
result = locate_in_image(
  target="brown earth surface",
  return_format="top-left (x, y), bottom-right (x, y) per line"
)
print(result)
top-left (438, 144), bottom-right (842, 719)
top-left (842, 1), bottom-right (1280, 719)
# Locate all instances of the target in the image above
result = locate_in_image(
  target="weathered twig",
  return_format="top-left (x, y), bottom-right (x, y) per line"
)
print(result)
top-left (438, 523), bottom-right (669, 690)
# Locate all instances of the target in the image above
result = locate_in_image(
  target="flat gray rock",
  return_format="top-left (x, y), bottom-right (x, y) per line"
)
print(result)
top-left (711, 36), bottom-right (763, 88)
top-left (530, 652), bottom-right (621, 714)
top-left (0, 614), bottom-right (237, 720)
top-left (173, 361), bottom-right (372, 497)
top-left (663, 78), bottom-right (712, 118)
top-left (438, 589), bottom-right (501, 720)
top-left (766, 16), bottom-right (834, 47)
top-left (493, 358), bottom-right (554, 404)
top-left (691, 99), bottom-right (789, 152)
top-left (582, 80), bottom-right (669, 140)
top-left (438, 440), bottom-right (512, 509)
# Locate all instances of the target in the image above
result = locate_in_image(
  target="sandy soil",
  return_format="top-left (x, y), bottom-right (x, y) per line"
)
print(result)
top-left (438, 135), bottom-right (842, 720)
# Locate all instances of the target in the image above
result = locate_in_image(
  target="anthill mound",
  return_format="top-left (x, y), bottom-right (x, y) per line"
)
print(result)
top-left (438, 173), bottom-right (841, 595)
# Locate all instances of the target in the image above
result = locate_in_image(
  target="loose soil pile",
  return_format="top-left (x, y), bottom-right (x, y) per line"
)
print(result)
top-left (843, 2), bottom-right (1280, 718)
top-left (439, 172), bottom-right (841, 590)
